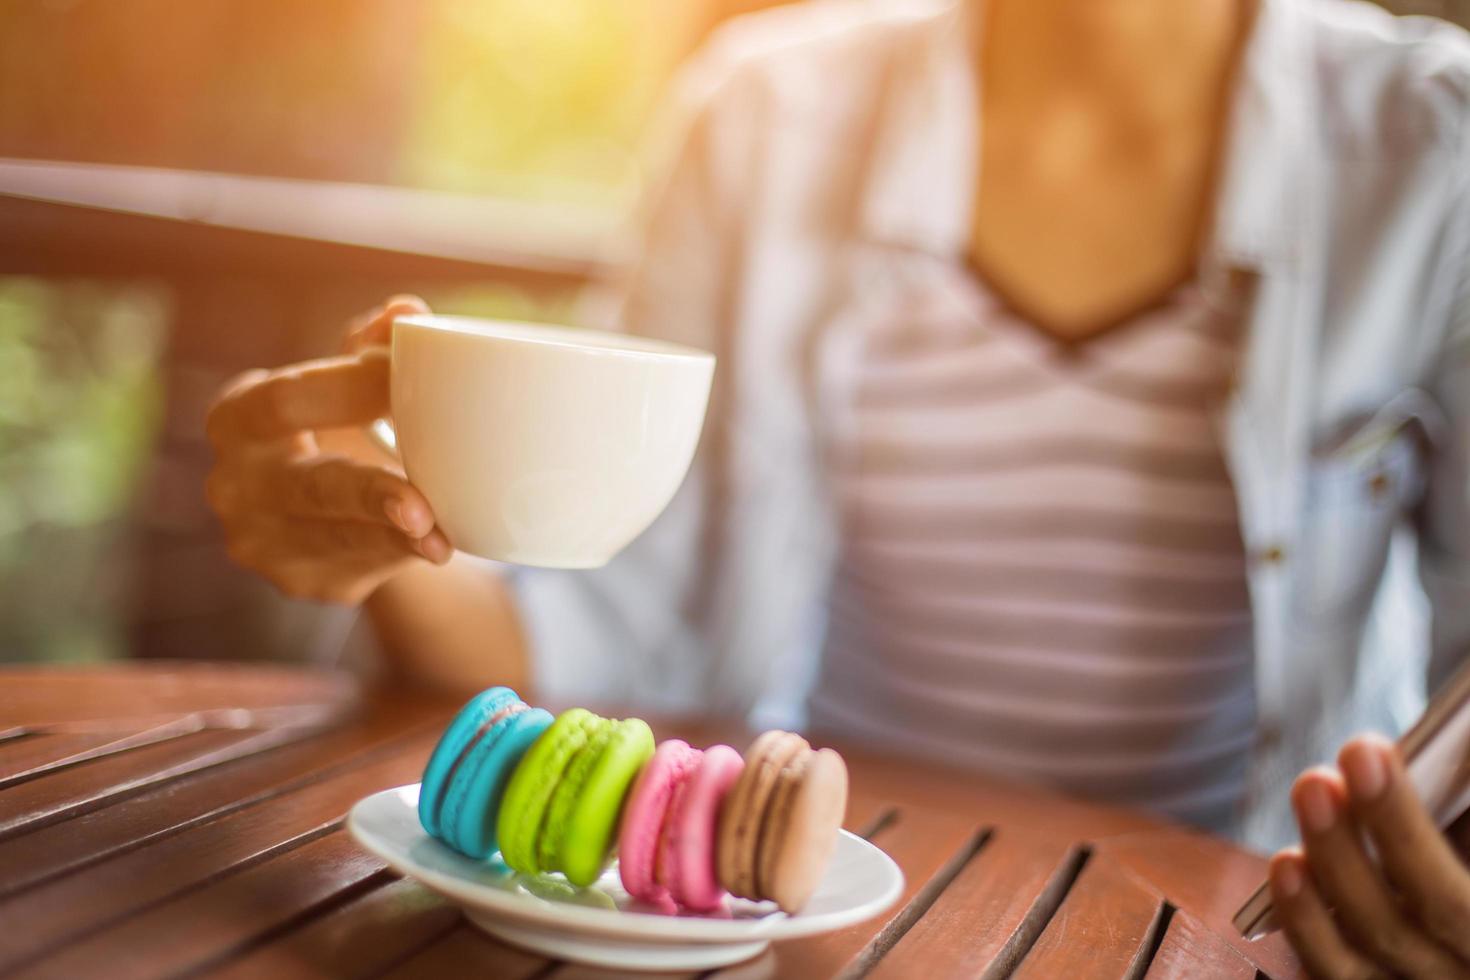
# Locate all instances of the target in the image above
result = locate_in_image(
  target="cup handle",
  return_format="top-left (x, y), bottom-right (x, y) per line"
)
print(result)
top-left (366, 418), bottom-right (399, 458)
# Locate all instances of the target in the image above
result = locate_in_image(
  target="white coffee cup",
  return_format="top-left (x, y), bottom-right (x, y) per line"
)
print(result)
top-left (387, 314), bottom-right (714, 568)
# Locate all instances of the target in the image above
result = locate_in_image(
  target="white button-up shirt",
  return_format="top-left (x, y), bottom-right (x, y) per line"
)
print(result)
top-left (516, 0), bottom-right (1470, 849)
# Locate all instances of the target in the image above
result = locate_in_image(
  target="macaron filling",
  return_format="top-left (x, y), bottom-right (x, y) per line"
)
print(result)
top-left (418, 686), bottom-right (524, 838)
top-left (715, 731), bottom-right (848, 912)
top-left (498, 708), bottom-right (603, 875)
top-left (756, 749), bottom-right (812, 899)
top-left (719, 730), bottom-right (810, 900)
top-left (659, 743), bottom-right (744, 912)
top-left (538, 717), bottom-right (614, 871)
top-left (558, 718), bottom-right (655, 887)
top-left (441, 706), bottom-right (553, 858)
top-left (619, 739), bottom-right (701, 904)
top-left (434, 701), bottom-right (528, 830)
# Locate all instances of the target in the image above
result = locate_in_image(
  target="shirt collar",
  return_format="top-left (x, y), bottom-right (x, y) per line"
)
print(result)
top-left (856, 0), bottom-right (1309, 272)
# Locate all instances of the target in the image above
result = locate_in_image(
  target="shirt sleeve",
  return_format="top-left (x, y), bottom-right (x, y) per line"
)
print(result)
top-left (514, 49), bottom-right (751, 712)
top-left (1420, 122), bottom-right (1470, 693)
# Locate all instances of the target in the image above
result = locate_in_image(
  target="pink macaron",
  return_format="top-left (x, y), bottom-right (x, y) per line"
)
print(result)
top-left (618, 739), bottom-right (701, 905)
top-left (658, 743), bottom-right (745, 912)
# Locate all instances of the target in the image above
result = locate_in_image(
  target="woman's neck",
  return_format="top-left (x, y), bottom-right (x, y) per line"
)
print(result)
top-left (975, 0), bottom-right (1245, 130)
top-left (966, 0), bottom-right (1255, 340)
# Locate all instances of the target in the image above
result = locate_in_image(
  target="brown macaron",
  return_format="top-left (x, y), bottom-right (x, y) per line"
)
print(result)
top-left (717, 731), bottom-right (809, 898)
top-left (717, 731), bottom-right (849, 913)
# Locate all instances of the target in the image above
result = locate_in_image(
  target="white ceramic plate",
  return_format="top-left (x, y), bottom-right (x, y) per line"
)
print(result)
top-left (348, 784), bottom-right (905, 971)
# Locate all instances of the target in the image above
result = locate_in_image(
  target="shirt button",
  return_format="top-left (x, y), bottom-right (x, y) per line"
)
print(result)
top-left (1368, 471), bottom-right (1392, 502)
top-left (1258, 722), bottom-right (1283, 750)
top-left (1255, 544), bottom-right (1287, 566)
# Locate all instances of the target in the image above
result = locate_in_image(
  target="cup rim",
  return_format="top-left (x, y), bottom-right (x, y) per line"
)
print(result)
top-left (393, 314), bottom-right (715, 365)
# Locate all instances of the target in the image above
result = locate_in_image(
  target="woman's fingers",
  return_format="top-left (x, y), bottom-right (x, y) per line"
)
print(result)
top-left (254, 518), bottom-right (449, 584)
top-left (223, 515), bottom-right (452, 602)
top-left (282, 518), bottom-right (450, 566)
top-left (1340, 735), bottom-right (1470, 960)
top-left (270, 456), bottom-right (436, 537)
top-left (415, 527), bottom-right (453, 564)
top-left (207, 350), bottom-right (390, 449)
top-left (344, 295), bottom-right (429, 353)
top-left (1293, 768), bottom-right (1461, 976)
top-left (256, 527), bottom-right (417, 604)
top-left (1270, 850), bottom-right (1383, 980)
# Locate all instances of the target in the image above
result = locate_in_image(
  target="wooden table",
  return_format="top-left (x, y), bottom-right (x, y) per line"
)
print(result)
top-left (0, 664), bottom-right (1301, 979)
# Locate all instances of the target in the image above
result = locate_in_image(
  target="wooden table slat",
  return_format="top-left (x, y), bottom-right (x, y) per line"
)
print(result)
top-left (13, 831), bottom-right (387, 980)
top-left (2, 663), bottom-right (356, 729)
top-left (0, 727), bottom-right (289, 839)
top-left (376, 921), bottom-right (551, 980)
top-left (0, 712), bottom-right (440, 899)
top-left (742, 805), bottom-right (981, 979)
top-left (867, 828), bottom-right (1083, 979)
top-left (1096, 828), bottom-right (1300, 978)
top-left (843, 792), bottom-right (901, 840)
top-left (1011, 853), bottom-right (1164, 979)
top-left (0, 731), bottom-right (437, 974)
top-left (0, 732), bottom-right (140, 782)
top-left (1144, 908), bottom-right (1259, 980)
top-left (0, 717), bottom-right (306, 792)
top-left (198, 876), bottom-right (461, 980)
top-left (826, 746), bottom-right (1161, 841)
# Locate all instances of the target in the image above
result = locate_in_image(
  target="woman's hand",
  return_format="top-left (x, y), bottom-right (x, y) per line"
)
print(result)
top-left (205, 297), bottom-right (451, 604)
top-left (1270, 734), bottom-right (1470, 979)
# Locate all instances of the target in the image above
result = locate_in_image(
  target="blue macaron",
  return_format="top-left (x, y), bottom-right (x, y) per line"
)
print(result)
top-left (419, 687), bottom-right (522, 838)
top-left (441, 706), bottom-right (553, 858)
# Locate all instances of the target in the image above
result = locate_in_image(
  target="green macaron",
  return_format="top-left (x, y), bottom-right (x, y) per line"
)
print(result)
top-left (497, 709), bottom-right (655, 886)
top-left (498, 708), bottom-right (603, 875)
top-left (551, 717), bottom-right (654, 886)
top-left (538, 718), bottom-right (614, 872)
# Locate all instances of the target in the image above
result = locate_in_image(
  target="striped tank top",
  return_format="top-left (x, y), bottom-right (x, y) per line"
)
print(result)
top-left (808, 259), bottom-right (1256, 833)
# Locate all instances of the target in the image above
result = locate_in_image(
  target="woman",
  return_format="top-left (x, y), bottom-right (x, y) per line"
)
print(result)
top-left (206, 0), bottom-right (1470, 973)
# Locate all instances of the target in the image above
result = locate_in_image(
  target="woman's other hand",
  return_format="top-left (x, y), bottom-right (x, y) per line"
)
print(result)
top-left (1271, 734), bottom-right (1470, 978)
top-left (205, 297), bottom-right (451, 604)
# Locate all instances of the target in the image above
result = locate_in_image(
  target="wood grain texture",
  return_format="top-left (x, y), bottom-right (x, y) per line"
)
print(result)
top-left (0, 731), bottom-right (436, 973)
top-left (0, 732), bottom-right (135, 782)
top-left (1144, 908), bottom-right (1258, 980)
top-left (11, 831), bottom-right (386, 980)
top-left (824, 740), bottom-right (1162, 841)
top-left (199, 877), bottom-right (461, 980)
top-left (0, 711), bottom-right (440, 899)
top-left (1096, 827), bottom-right (1300, 978)
top-left (0, 718), bottom-right (318, 790)
top-left (0, 727), bottom-right (284, 838)
top-left (868, 829), bottom-right (1082, 979)
top-left (2, 662), bottom-right (357, 729)
top-left (740, 806), bottom-right (981, 979)
top-left (375, 922), bottom-right (551, 979)
top-left (1010, 853), bottom-right (1164, 980)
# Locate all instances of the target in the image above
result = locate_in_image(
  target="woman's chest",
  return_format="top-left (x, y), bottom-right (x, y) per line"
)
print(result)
top-left (823, 260), bottom-right (1246, 543)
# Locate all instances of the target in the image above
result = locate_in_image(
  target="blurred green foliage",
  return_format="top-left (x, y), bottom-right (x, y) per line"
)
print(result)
top-left (0, 279), bottom-right (168, 661)
top-left (0, 280), bottom-right (165, 543)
